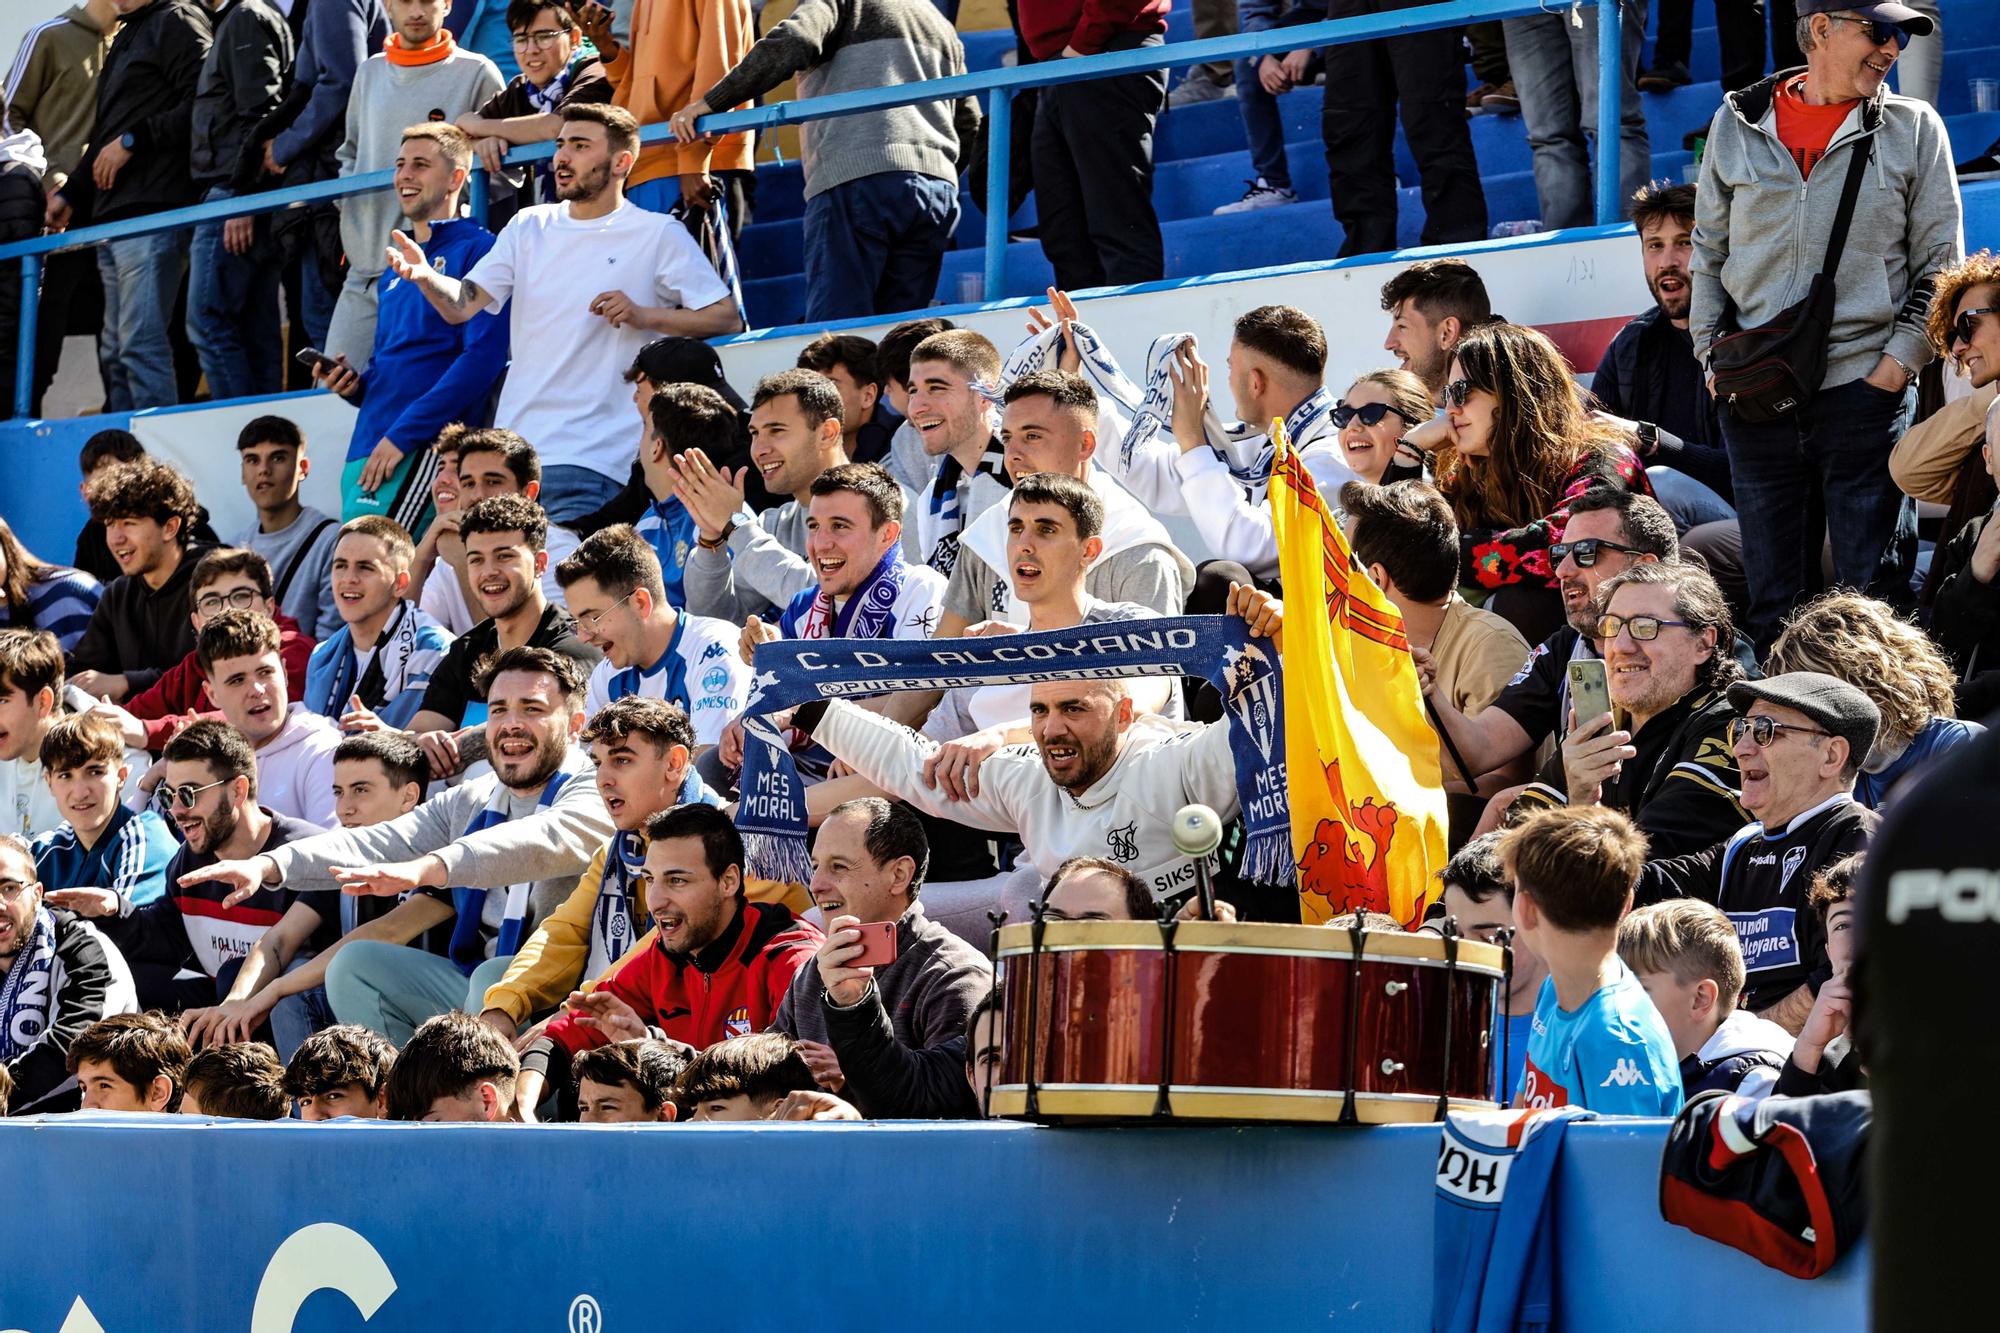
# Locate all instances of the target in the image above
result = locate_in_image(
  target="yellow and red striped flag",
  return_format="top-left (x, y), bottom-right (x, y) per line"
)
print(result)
top-left (1268, 423), bottom-right (1450, 928)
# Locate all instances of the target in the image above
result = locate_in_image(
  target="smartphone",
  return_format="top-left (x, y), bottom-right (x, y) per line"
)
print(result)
top-left (849, 920), bottom-right (898, 968)
top-left (294, 346), bottom-right (336, 375)
top-left (1567, 658), bottom-right (1613, 735)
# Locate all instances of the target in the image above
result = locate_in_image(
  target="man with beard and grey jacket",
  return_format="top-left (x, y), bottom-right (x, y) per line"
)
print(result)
top-left (177, 647), bottom-right (614, 1045)
top-left (1690, 0), bottom-right (1961, 651)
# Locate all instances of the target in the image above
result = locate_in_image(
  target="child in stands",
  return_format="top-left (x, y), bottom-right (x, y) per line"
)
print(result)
top-left (69, 1011), bottom-right (190, 1112)
top-left (384, 1010), bottom-right (520, 1122)
top-left (285, 1024), bottom-right (398, 1121)
top-left (1619, 899), bottom-right (1795, 1100)
top-left (34, 712), bottom-right (175, 907)
top-left (575, 1039), bottom-right (686, 1123)
top-left (180, 1042), bottom-right (289, 1119)
top-left (1500, 806), bottom-right (1683, 1115)
top-left (677, 1032), bottom-right (816, 1121)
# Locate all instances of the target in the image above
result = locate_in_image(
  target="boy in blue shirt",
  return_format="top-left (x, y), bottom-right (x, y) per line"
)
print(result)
top-left (33, 712), bottom-right (175, 911)
top-left (1500, 805), bottom-right (1683, 1116)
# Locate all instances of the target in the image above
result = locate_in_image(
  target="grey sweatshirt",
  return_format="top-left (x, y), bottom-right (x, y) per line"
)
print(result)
top-left (683, 499), bottom-right (813, 622)
top-left (237, 505), bottom-right (343, 641)
top-left (1690, 71), bottom-right (1963, 390)
top-left (263, 758), bottom-right (613, 943)
top-left (335, 46), bottom-right (503, 287)
top-left (769, 900), bottom-right (991, 1116)
top-left (701, 0), bottom-right (980, 200)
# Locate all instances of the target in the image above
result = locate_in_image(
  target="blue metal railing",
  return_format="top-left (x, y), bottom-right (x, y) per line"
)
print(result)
top-left (3, 0), bottom-right (1625, 417)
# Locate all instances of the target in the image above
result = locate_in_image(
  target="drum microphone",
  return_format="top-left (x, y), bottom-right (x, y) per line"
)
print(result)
top-left (1172, 803), bottom-right (1223, 921)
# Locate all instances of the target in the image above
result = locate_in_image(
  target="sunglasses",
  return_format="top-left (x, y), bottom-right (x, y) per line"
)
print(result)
top-left (1551, 537), bottom-right (1645, 568)
top-left (163, 778), bottom-right (230, 810)
top-left (1444, 379), bottom-right (1475, 409)
top-left (1332, 400), bottom-right (1416, 430)
top-left (1827, 14), bottom-right (1908, 47)
top-left (1950, 307), bottom-right (1997, 349)
top-left (1729, 715), bottom-right (1833, 749)
top-left (1594, 613), bottom-right (1695, 642)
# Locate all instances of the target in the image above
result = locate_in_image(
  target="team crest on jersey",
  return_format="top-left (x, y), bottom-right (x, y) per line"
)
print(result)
top-left (703, 665), bottom-right (730, 694)
top-left (1106, 822), bottom-right (1138, 863)
top-left (1779, 845), bottom-right (1808, 892)
top-left (725, 1007), bottom-right (751, 1037)
top-left (1508, 642), bottom-right (1548, 687)
top-left (675, 540), bottom-right (691, 569)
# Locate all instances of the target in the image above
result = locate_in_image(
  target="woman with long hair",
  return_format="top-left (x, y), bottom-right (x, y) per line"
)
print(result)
top-left (1334, 367), bottom-right (1433, 485)
top-left (1765, 591), bottom-right (1982, 809)
top-left (0, 517), bottom-right (101, 653)
top-left (1436, 321), bottom-right (1652, 641)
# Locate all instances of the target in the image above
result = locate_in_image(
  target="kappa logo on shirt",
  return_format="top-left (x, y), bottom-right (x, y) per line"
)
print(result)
top-left (701, 641), bottom-right (729, 661)
top-left (1598, 1058), bottom-right (1652, 1089)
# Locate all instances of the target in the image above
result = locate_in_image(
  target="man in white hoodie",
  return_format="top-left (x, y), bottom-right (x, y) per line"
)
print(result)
top-left (198, 611), bottom-right (341, 828)
top-left (1619, 898), bottom-right (1794, 1100)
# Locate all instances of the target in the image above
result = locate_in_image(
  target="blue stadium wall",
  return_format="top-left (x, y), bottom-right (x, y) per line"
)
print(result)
top-left (0, 1118), bottom-right (1864, 1331)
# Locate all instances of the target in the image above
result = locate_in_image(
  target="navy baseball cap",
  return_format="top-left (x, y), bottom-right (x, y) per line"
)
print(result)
top-left (1792, 1), bottom-right (1936, 37)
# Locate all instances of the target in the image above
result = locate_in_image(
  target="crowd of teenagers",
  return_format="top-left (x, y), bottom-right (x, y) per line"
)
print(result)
top-left (0, 0), bottom-right (1996, 1120)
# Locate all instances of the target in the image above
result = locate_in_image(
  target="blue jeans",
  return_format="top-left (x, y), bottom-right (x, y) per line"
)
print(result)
top-left (538, 464), bottom-right (625, 525)
top-left (1233, 0), bottom-right (1294, 189)
top-left (1721, 376), bottom-right (1917, 650)
top-left (188, 186), bottom-right (283, 401)
top-left (1647, 465), bottom-right (1736, 533)
top-left (1501, 0), bottom-right (1649, 229)
top-left (299, 244), bottom-right (336, 350)
top-left (96, 230), bottom-right (187, 410)
top-left (324, 940), bottom-right (515, 1047)
top-left (801, 170), bottom-right (960, 321)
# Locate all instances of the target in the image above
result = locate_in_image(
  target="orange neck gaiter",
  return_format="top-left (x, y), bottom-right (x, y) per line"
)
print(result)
top-left (384, 31), bottom-right (457, 67)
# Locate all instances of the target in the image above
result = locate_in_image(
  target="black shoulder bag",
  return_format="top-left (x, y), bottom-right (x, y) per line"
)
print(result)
top-left (1708, 137), bottom-right (1872, 424)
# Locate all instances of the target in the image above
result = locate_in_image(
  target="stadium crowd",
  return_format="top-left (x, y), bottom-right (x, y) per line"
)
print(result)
top-left (0, 0), bottom-right (1993, 1124)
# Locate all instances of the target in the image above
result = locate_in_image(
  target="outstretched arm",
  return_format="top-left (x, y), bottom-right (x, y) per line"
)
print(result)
top-left (386, 232), bottom-right (494, 325)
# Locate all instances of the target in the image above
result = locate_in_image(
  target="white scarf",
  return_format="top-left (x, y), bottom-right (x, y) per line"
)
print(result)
top-left (0, 906), bottom-right (58, 1062)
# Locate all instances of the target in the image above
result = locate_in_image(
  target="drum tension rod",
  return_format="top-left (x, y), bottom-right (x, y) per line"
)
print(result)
top-left (1152, 902), bottom-right (1181, 1120)
top-left (1434, 917), bottom-right (1462, 1124)
top-left (983, 909), bottom-right (1008, 1123)
top-left (1025, 899), bottom-right (1046, 1119)
top-left (1338, 914), bottom-right (1367, 1126)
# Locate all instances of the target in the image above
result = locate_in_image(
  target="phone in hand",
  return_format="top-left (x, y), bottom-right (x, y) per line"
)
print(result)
top-left (848, 920), bottom-right (898, 969)
top-left (1566, 658), bottom-right (1613, 736)
top-left (294, 346), bottom-right (337, 376)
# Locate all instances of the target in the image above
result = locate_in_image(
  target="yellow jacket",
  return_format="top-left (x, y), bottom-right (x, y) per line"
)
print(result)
top-left (603, 0), bottom-right (756, 186)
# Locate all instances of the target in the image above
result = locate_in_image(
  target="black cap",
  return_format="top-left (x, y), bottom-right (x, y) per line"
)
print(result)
top-left (1792, 0), bottom-right (1935, 37)
top-left (1727, 672), bottom-right (1882, 765)
top-left (624, 337), bottom-right (747, 412)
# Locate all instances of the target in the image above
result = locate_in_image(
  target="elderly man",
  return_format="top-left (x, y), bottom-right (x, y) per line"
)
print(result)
top-left (1691, 0), bottom-right (1960, 650)
top-left (1636, 672), bottom-right (1881, 1034)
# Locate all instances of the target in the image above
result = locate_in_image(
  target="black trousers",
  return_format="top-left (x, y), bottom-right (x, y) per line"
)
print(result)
top-left (1033, 31), bottom-right (1167, 290)
top-left (1321, 0), bottom-right (1487, 257)
top-left (1652, 0), bottom-right (1803, 91)
top-left (0, 161), bottom-right (39, 420)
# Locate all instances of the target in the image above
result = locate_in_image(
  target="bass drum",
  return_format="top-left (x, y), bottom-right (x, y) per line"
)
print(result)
top-left (989, 919), bottom-right (1506, 1124)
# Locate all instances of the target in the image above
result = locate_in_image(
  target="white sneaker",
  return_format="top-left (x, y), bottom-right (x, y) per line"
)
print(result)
top-left (1168, 70), bottom-right (1236, 107)
top-left (1214, 178), bottom-right (1300, 215)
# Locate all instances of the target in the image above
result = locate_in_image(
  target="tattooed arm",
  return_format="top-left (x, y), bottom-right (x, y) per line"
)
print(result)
top-left (385, 232), bottom-right (495, 325)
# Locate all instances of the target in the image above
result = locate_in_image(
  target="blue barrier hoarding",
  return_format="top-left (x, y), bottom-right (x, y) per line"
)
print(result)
top-left (0, 1117), bottom-right (1864, 1332)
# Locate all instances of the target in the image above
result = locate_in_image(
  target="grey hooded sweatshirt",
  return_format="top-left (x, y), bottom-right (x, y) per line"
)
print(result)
top-left (1690, 69), bottom-right (1962, 392)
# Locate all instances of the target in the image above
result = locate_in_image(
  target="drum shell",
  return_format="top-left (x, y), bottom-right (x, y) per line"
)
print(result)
top-left (993, 921), bottom-right (1504, 1123)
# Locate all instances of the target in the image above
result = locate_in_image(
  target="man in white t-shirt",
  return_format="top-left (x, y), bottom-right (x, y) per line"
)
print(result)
top-left (383, 103), bottom-right (742, 525)
top-left (448, 427), bottom-right (580, 610)
top-left (555, 526), bottom-right (747, 757)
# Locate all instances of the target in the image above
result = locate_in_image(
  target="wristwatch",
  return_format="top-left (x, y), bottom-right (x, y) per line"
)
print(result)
top-left (1887, 354), bottom-right (1917, 387)
top-left (696, 517), bottom-right (737, 551)
top-left (119, 131), bottom-right (136, 151)
top-left (1635, 420), bottom-right (1659, 459)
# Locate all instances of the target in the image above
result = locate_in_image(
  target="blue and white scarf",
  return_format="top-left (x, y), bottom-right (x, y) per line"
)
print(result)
top-left (0, 905), bottom-right (58, 1061)
top-left (306, 600), bottom-right (425, 721)
top-left (586, 771), bottom-right (724, 978)
top-left (736, 616), bottom-right (1293, 887)
top-left (447, 770), bottom-right (575, 973)
top-left (778, 544), bottom-right (912, 642)
top-left (923, 437), bottom-right (1006, 576)
top-left (605, 614), bottom-right (689, 708)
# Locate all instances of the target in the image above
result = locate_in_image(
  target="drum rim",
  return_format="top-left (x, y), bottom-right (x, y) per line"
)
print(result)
top-left (987, 1086), bottom-right (1503, 1123)
top-left (994, 919), bottom-right (1507, 972)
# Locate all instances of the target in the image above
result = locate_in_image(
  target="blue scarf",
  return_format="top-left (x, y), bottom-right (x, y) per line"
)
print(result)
top-left (587, 771), bottom-right (724, 978)
top-left (778, 544), bottom-right (912, 642)
top-left (605, 613), bottom-right (689, 708)
top-left (307, 601), bottom-right (421, 719)
top-left (736, 615), bottom-right (1293, 887)
top-left (636, 497), bottom-right (700, 608)
top-left (447, 770), bottom-right (575, 973)
top-left (0, 905), bottom-right (58, 1061)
